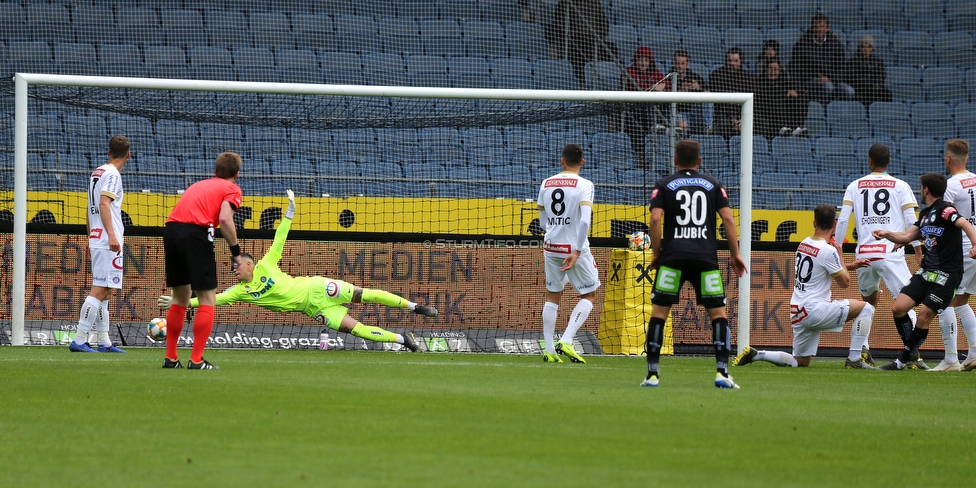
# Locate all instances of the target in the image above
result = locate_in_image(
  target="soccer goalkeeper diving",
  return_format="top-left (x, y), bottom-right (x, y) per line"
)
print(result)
top-left (158, 189), bottom-right (436, 351)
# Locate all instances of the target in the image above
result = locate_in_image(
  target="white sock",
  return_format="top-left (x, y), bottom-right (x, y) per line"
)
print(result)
top-left (406, 301), bottom-right (417, 311)
top-left (940, 308), bottom-right (958, 361)
top-left (560, 299), bottom-right (593, 344)
top-left (96, 300), bottom-right (112, 347)
top-left (953, 304), bottom-right (976, 357)
top-left (849, 303), bottom-right (875, 361)
top-left (73, 296), bottom-right (101, 345)
top-left (543, 302), bottom-right (558, 354)
top-left (755, 350), bottom-right (798, 367)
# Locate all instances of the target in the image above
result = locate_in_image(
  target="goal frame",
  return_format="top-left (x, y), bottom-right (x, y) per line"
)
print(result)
top-left (11, 73), bottom-right (755, 351)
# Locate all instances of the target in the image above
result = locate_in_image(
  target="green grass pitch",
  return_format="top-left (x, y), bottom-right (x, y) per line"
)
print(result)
top-left (2, 347), bottom-right (973, 487)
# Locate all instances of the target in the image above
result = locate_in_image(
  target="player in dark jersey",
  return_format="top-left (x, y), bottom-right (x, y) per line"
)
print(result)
top-left (162, 152), bottom-right (243, 370)
top-left (644, 139), bottom-right (748, 388)
top-left (874, 172), bottom-right (976, 370)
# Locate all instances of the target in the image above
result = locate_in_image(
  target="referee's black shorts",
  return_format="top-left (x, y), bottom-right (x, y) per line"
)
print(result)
top-left (164, 222), bottom-right (217, 290)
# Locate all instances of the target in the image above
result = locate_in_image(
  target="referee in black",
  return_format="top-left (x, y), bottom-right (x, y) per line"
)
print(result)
top-left (643, 140), bottom-right (748, 388)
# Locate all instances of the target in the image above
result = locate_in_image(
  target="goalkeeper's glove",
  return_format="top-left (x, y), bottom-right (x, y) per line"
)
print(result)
top-left (285, 189), bottom-right (296, 219)
top-left (157, 295), bottom-right (172, 310)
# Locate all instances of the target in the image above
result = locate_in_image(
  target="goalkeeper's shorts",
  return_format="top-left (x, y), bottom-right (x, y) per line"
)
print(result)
top-left (306, 277), bottom-right (354, 329)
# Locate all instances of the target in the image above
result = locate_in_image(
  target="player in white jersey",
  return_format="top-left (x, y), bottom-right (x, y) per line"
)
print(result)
top-left (834, 142), bottom-right (948, 369)
top-left (69, 136), bottom-right (130, 353)
top-left (536, 143), bottom-right (600, 364)
top-left (938, 139), bottom-right (976, 371)
top-left (735, 205), bottom-right (875, 368)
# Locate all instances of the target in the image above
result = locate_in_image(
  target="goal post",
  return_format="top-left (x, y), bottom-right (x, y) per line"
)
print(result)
top-left (10, 73), bottom-right (754, 352)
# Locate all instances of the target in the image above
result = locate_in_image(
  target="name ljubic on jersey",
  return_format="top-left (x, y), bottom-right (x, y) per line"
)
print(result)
top-left (660, 177), bottom-right (721, 240)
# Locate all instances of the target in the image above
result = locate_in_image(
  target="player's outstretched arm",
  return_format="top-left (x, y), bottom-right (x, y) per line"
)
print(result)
top-left (265, 190), bottom-right (296, 265)
top-left (159, 290), bottom-right (238, 310)
top-left (954, 217), bottom-right (976, 259)
top-left (718, 207), bottom-right (748, 277)
top-left (873, 225), bottom-right (920, 244)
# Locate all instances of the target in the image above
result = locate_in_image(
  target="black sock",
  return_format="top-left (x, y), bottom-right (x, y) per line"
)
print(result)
top-left (899, 327), bottom-right (930, 363)
top-left (713, 317), bottom-right (731, 375)
top-left (645, 317), bottom-right (665, 378)
top-left (894, 314), bottom-right (913, 345)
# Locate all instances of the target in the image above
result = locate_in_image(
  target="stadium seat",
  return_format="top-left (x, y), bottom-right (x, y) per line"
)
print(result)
top-left (362, 54), bottom-right (407, 86)
top-left (64, 114), bottom-right (107, 156)
top-left (145, 46), bottom-right (191, 79)
top-left (356, 0), bottom-right (396, 18)
top-left (27, 4), bottom-right (71, 44)
top-left (117, 8), bottom-right (161, 46)
top-left (462, 128), bottom-right (504, 166)
top-left (420, 127), bottom-right (463, 165)
top-left (405, 55), bottom-right (450, 87)
top-left (815, 137), bottom-right (855, 174)
top-left (659, 6), bottom-right (698, 29)
top-left (698, 2), bottom-right (739, 30)
top-left (463, 21), bottom-right (505, 58)
top-left (0, 4), bottom-right (29, 43)
top-left (320, 52), bottom-right (364, 85)
top-left (450, 57), bottom-right (492, 88)
top-left (954, 103), bottom-right (976, 130)
top-left (206, 10), bottom-right (250, 48)
top-left (234, 47), bottom-right (279, 83)
top-left (771, 136), bottom-right (813, 160)
top-left (71, 6), bottom-right (119, 45)
top-left (250, 12), bottom-right (295, 49)
top-left (729, 135), bottom-right (770, 159)
top-left (420, 20), bottom-right (465, 57)
top-left (935, 32), bottom-right (976, 67)
top-left (292, 13), bottom-right (337, 51)
top-left (506, 128), bottom-right (549, 166)
top-left (188, 46), bottom-right (235, 81)
top-left (442, 0), bottom-right (481, 21)
top-left (640, 27), bottom-right (681, 66)
top-left (334, 128), bottom-right (380, 163)
top-left (852, 137), bottom-right (894, 164)
top-left (532, 58), bottom-right (578, 89)
top-left (584, 62), bottom-right (620, 91)
top-left (98, 44), bottom-right (146, 78)
top-left (739, 5), bottom-right (781, 31)
top-left (9, 41), bottom-right (54, 74)
top-left (492, 57), bottom-right (533, 89)
top-left (403, 161), bottom-right (450, 180)
top-left (380, 17), bottom-right (424, 56)
top-left (779, 4), bottom-right (817, 30)
top-left (682, 27), bottom-right (725, 67)
top-left (54, 43), bottom-right (98, 76)
top-left (607, 25), bottom-right (638, 65)
top-left (826, 101), bottom-right (871, 138)
top-left (886, 66), bottom-right (922, 103)
top-left (398, 0), bottom-right (440, 21)
top-left (901, 137), bottom-right (943, 169)
top-left (893, 31), bottom-right (935, 68)
top-left (947, 0), bottom-right (976, 33)
top-left (317, 177), bottom-right (365, 197)
top-left (911, 102), bottom-right (955, 138)
top-left (337, 15), bottom-right (381, 54)
top-left (276, 49), bottom-right (322, 84)
top-left (922, 67), bottom-right (967, 104)
top-left (863, 0), bottom-right (908, 32)
top-left (156, 119), bottom-right (200, 158)
top-left (481, 0), bottom-right (523, 24)
top-left (587, 132), bottom-right (636, 169)
top-left (160, 9), bottom-right (209, 47)
top-left (361, 161), bottom-right (404, 179)
top-left (612, 0), bottom-right (657, 27)
top-left (869, 102), bottom-right (913, 139)
top-left (506, 22), bottom-right (549, 60)
top-left (690, 135), bottom-right (729, 159)
top-left (911, 13), bottom-right (948, 34)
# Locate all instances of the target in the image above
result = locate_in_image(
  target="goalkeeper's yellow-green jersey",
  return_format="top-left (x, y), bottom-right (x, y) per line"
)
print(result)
top-left (191, 217), bottom-right (323, 317)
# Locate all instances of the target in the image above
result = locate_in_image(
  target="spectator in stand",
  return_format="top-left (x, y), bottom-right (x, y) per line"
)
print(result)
top-left (790, 13), bottom-right (855, 104)
top-left (620, 46), bottom-right (671, 165)
top-left (756, 60), bottom-right (809, 139)
top-left (846, 35), bottom-right (892, 107)
top-left (546, 0), bottom-right (611, 88)
top-left (669, 49), bottom-right (709, 135)
top-left (756, 39), bottom-right (781, 80)
top-left (709, 47), bottom-right (756, 138)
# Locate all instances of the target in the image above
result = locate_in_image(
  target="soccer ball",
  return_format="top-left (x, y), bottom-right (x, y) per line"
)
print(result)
top-left (147, 318), bottom-right (167, 341)
top-left (628, 231), bottom-right (651, 251)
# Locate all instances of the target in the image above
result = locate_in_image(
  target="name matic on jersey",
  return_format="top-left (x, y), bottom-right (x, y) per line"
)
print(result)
top-left (545, 178), bottom-right (578, 188)
top-left (858, 179), bottom-right (896, 188)
top-left (666, 178), bottom-right (714, 191)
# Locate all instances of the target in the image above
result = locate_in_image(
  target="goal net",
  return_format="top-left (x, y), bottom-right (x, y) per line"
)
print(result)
top-left (3, 73), bottom-right (756, 353)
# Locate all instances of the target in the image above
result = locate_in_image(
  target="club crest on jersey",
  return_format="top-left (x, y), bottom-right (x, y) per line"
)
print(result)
top-left (260, 276), bottom-right (267, 283)
top-left (326, 281), bottom-right (340, 297)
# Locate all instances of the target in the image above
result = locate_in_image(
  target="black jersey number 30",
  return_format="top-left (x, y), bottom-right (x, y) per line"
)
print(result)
top-left (676, 189), bottom-right (707, 226)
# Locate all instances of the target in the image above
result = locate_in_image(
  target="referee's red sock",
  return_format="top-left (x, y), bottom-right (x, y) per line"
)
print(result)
top-left (190, 305), bottom-right (215, 364)
top-left (165, 304), bottom-right (187, 360)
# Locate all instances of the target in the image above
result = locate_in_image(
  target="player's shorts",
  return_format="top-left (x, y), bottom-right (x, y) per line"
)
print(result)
top-left (956, 249), bottom-right (976, 295)
top-left (856, 254), bottom-right (912, 298)
top-left (900, 269), bottom-right (961, 314)
top-left (651, 259), bottom-right (727, 309)
top-left (544, 250), bottom-right (601, 294)
top-left (790, 299), bottom-right (850, 357)
top-left (90, 247), bottom-right (123, 289)
top-left (163, 222), bottom-right (217, 290)
top-left (306, 277), bottom-right (355, 330)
